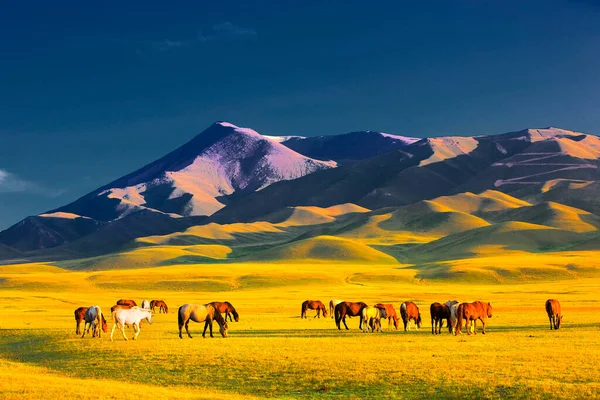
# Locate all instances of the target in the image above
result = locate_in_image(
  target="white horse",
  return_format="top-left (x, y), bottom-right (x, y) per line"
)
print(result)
top-left (111, 306), bottom-right (153, 341)
top-left (362, 306), bottom-right (382, 333)
top-left (329, 299), bottom-right (343, 319)
top-left (448, 301), bottom-right (474, 334)
top-left (141, 299), bottom-right (150, 309)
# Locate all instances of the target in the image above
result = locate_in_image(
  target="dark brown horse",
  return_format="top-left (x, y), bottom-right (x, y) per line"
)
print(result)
top-left (111, 304), bottom-right (133, 313)
top-left (430, 302), bottom-right (451, 334)
top-left (117, 299), bottom-right (137, 307)
top-left (209, 301), bottom-right (239, 322)
top-left (400, 302), bottom-right (422, 331)
top-left (545, 299), bottom-right (562, 330)
top-left (334, 301), bottom-right (367, 330)
top-left (150, 300), bottom-right (169, 314)
top-left (301, 300), bottom-right (328, 319)
top-left (374, 303), bottom-right (399, 330)
top-left (455, 301), bottom-right (493, 335)
top-left (74, 307), bottom-right (89, 335)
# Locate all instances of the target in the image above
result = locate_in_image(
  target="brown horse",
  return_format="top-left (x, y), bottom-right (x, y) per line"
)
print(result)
top-left (301, 300), bottom-right (328, 319)
top-left (334, 301), bottom-right (367, 330)
top-left (209, 301), bottom-right (239, 322)
top-left (117, 299), bottom-right (137, 307)
top-left (150, 300), bottom-right (169, 314)
top-left (400, 302), bottom-right (422, 331)
top-left (110, 304), bottom-right (133, 314)
top-left (178, 304), bottom-right (228, 338)
top-left (455, 301), bottom-right (493, 335)
top-left (74, 307), bottom-right (89, 335)
top-left (430, 302), bottom-right (451, 335)
top-left (374, 303), bottom-right (399, 330)
top-left (545, 299), bottom-right (563, 330)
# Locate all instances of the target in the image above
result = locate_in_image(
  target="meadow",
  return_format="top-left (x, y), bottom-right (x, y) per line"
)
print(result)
top-left (1, 260), bottom-right (600, 399)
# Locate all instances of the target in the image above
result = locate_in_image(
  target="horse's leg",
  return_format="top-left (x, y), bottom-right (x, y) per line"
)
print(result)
top-left (81, 322), bottom-right (87, 338)
top-left (481, 318), bottom-right (486, 334)
top-left (132, 323), bottom-right (139, 340)
top-left (120, 322), bottom-right (128, 341)
top-left (549, 315), bottom-right (554, 330)
top-left (342, 315), bottom-right (349, 330)
top-left (110, 322), bottom-right (117, 341)
top-left (185, 321), bottom-right (193, 339)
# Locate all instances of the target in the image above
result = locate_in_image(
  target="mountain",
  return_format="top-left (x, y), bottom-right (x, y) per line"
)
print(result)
top-left (2, 124), bottom-right (600, 264)
top-left (50, 122), bottom-right (337, 221)
top-left (270, 131), bottom-right (419, 163)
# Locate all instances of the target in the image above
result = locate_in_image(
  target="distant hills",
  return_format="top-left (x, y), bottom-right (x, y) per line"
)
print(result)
top-left (1, 123), bottom-right (599, 276)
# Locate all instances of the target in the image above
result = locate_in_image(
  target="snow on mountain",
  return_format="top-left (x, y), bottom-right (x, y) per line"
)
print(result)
top-left (53, 122), bottom-right (337, 220)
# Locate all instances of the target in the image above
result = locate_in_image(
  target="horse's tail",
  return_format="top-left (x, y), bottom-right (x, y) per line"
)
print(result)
top-left (178, 305), bottom-right (184, 328)
top-left (455, 304), bottom-right (463, 335)
top-left (334, 305), bottom-right (341, 328)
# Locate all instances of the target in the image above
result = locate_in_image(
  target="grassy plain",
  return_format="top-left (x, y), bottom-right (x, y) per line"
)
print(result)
top-left (1, 258), bottom-right (600, 399)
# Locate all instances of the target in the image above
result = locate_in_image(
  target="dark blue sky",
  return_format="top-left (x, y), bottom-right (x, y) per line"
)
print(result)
top-left (1, 0), bottom-right (599, 229)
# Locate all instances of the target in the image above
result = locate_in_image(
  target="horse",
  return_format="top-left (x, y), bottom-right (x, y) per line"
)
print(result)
top-left (178, 304), bottom-right (228, 339)
top-left (430, 302), bottom-right (451, 335)
top-left (81, 306), bottom-right (107, 338)
top-left (74, 307), bottom-right (88, 335)
top-left (150, 300), bottom-right (169, 314)
top-left (374, 303), bottom-right (399, 330)
top-left (110, 304), bottom-right (133, 314)
top-left (334, 301), bottom-right (367, 330)
top-left (110, 306), bottom-right (153, 341)
top-left (300, 300), bottom-right (328, 319)
top-left (141, 300), bottom-right (150, 309)
top-left (400, 302), bottom-right (422, 331)
top-left (362, 306), bottom-right (382, 333)
top-left (545, 299), bottom-right (563, 330)
top-left (329, 299), bottom-right (343, 319)
top-left (209, 301), bottom-right (239, 322)
top-left (455, 301), bottom-right (493, 335)
top-left (117, 299), bottom-right (137, 307)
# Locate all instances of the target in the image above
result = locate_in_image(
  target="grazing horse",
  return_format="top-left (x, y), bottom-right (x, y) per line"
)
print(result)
top-left (150, 300), bottom-right (169, 314)
top-left (334, 301), bottom-right (367, 330)
top-left (74, 307), bottom-right (89, 335)
top-left (178, 304), bottom-right (228, 339)
top-left (329, 299), bottom-right (343, 319)
top-left (400, 302), bottom-right (422, 331)
top-left (111, 306), bottom-right (153, 341)
top-left (430, 302), bottom-right (451, 335)
top-left (455, 301), bottom-right (493, 335)
top-left (300, 300), bottom-right (328, 319)
top-left (374, 303), bottom-right (399, 330)
top-left (141, 300), bottom-right (150, 309)
top-left (117, 299), bottom-right (137, 307)
top-left (545, 299), bottom-right (563, 330)
top-left (362, 306), bottom-right (382, 333)
top-left (110, 304), bottom-right (133, 314)
top-left (209, 301), bottom-right (239, 322)
top-left (81, 306), bottom-right (107, 338)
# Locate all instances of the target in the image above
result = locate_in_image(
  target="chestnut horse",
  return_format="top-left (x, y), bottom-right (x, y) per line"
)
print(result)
top-left (150, 300), bottom-right (169, 314)
top-left (178, 304), bottom-right (228, 339)
top-left (81, 306), bottom-right (108, 338)
top-left (545, 299), bottom-right (563, 330)
top-left (110, 304), bottom-right (133, 314)
top-left (117, 299), bottom-right (137, 307)
top-left (374, 303), bottom-right (399, 330)
top-left (74, 307), bottom-right (88, 335)
top-left (334, 301), bottom-right (367, 330)
top-left (400, 302), bottom-right (422, 331)
top-left (209, 301), bottom-right (239, 322)
top-left (430, 302), bottom-right (451, 335)
top-left (455, 301), bottom-right (493, 335)
top-left (329, 299), bottom-right (343, 319)
top-left (301, 300), bottom-right (327, 319)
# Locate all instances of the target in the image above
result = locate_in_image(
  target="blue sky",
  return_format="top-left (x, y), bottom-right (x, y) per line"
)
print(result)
top-left (1, 0), bottom-right (599, 229)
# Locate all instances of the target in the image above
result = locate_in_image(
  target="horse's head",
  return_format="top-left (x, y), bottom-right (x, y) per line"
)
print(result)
top-left (416, 312), bottom-right (423, 328)
top-left (487, 303), bottom-right (493, 318)
top-left (101, 314), bottom-right (108, 333)
top-left (322, 308), bottom-right (328, 318)
top-left (556, 315), bottom-right (563, 329)
top-left (219, 320), bottom-right (229, 338)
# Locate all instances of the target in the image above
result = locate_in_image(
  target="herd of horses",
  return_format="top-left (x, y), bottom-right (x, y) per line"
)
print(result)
top-left (74, 297), bottom-right (564, 340)
top-left (304, 298), bottom-right (563, 334)
top-left (74, 299), bottom-right (239, 340)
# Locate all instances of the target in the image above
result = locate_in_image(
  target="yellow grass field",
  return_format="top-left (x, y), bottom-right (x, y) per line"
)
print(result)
top-left (1, 258), bottom-right (600, 399)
